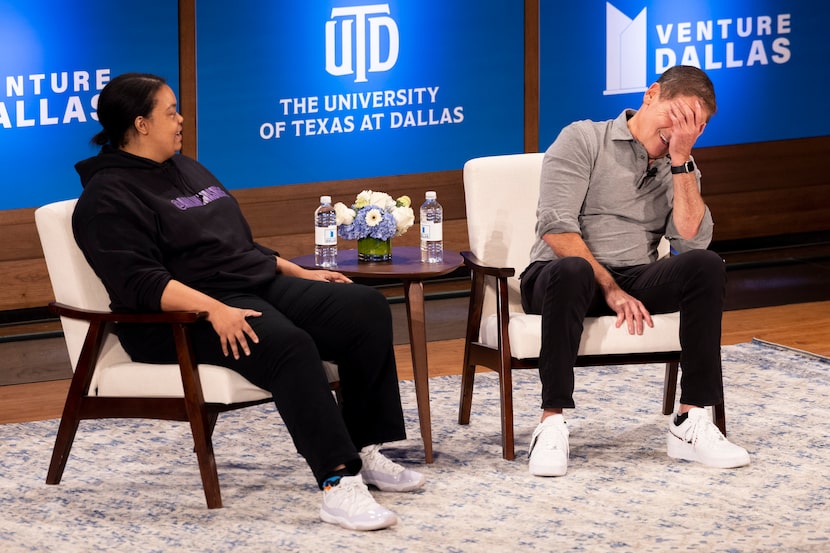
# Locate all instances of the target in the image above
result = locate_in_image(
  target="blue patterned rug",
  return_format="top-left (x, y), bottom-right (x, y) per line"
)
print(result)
top-left (1, 340), bottom-right (828, 552)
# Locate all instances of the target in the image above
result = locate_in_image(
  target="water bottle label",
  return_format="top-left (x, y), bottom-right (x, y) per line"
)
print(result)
top-left (315, 226), bottom-right (337, 245)
top-left (420, 221), bottom-right (443, 241)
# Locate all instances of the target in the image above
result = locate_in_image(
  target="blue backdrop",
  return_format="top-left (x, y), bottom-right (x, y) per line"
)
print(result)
top-left (540, 0), bottom-right (830, 151)
top-left (0, 0), bottom-right (178, 209)
top-left (196, 1), bottom-right (525, 190)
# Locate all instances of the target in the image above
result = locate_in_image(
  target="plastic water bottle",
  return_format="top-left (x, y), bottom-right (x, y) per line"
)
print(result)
top-left (420, 191), bottom-right (443, 263)
top-left (314, 195), bottom-right (337, 268)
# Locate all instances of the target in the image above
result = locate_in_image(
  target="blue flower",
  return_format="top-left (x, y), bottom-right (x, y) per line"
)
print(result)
top-left (338, 204), bottom-right (398, 241)
top-left (335, 190), bottom-right (415, 241)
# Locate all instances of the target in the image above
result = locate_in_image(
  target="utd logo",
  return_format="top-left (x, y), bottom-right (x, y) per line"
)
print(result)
top-left (325, 3), bottom-right (400, 83)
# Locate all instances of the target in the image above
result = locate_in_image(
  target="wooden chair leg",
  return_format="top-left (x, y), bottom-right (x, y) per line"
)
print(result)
top-left (458, 347), bottom-right (476, 425)
top-left (499, 366), bottom-right (515, 460)
top-left (189, 415), bottom-right (223, 509)
top-left (662, 361), bottom-right (679, 415)
top-left (47, 320), bottom-right (108, 485)
top-left (174, 323), bottom-right (223, 509)
top-left (713, 401), bottom-right (727, 436)
top-left (45, 411), bottom-right (82, 485)
top-left (713, 366), bottom-right (727, 435)
top-left (205, 412), bottom-right (219, 440)
top-left (460, 270), bottom-right (485, 427)
top-left (193, 412), bottom-right (221, 455)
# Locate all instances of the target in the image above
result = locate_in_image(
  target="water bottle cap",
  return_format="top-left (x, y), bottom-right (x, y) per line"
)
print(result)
top-left (320, 195), bottom-right (332, 204)
top-left (425, 191), bottom-right (437, 200)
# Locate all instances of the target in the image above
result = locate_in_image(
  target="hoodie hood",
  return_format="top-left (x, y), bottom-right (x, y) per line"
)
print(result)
top-left (75, 145), bottom-right (162, 188)
top-left (75, 146), bottom-right (199, 196)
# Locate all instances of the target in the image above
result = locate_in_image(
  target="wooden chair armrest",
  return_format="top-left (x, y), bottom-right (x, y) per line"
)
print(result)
top-left (48, 301), bottom-right (208, 324)
top-left (460, 251), bottom-right (515, 278)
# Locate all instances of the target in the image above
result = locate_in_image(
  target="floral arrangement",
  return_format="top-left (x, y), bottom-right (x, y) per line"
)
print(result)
top-left (334, 190), bottom-right (415, 241)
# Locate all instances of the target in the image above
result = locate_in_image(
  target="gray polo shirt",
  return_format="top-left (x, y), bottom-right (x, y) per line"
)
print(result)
top-left (529, 109), bottom-right (713, 268)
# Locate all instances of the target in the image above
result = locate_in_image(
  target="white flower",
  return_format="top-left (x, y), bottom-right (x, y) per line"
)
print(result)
top-left (354, 190), bottom-right (374, 209)
top-left (369, 191), bottom-right (395, 211)
top-left (364, 208), bottom-right (384, 227)
top-left (333, 202), bottom-right (355, 225)
top-left (355, 189), bottom-right (392, 209)
top-left (396, 195), bottom-right (411, 208)
top-left (391, 205), bottom-right (415, 236)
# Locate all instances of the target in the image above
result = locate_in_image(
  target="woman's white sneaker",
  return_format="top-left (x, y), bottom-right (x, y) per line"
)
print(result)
top-left (320, 475), bottom-right (398, 531)
top-left (667, 408), bottom-right (750, 468)
top-left (359, 444), bottom-right (426, 492)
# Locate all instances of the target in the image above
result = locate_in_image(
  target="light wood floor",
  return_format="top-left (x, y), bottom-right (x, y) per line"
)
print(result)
top-left (1, 300), bottom-right (828, 425)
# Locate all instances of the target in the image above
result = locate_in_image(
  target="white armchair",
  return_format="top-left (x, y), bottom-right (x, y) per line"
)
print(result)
top-left (458, 153), bottom-right (725, 459)
top-left (35, 199), bottom-right (338, 508)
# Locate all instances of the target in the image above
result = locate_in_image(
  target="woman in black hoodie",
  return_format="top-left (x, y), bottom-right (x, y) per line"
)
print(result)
top-left (73, 73), bottom-right (423, 531)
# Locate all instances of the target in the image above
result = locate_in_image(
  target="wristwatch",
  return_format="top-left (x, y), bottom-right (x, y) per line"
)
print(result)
top-left (670, 160), bottom-right (695, 174)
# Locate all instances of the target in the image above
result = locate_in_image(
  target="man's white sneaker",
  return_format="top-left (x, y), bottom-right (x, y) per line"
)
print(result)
top-left (528, 414), bottom-right (569, 476)
top-left (667, 408), bottom-right (750, 468)
top-left (359, 444), bottom-right (426, 492)
top-left (320, 475), bottom-right (398, 531)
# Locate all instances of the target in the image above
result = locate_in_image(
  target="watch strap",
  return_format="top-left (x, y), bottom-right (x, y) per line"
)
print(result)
top-left (671, 160), bottom-right (695, 174)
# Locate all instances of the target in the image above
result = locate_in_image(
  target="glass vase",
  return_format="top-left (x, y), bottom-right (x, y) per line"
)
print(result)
top-left (357, 237), bottom-right (392, 262)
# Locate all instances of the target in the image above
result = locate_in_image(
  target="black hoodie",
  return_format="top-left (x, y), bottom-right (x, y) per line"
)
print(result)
top-left (73, 146), bottom-right (278, 312)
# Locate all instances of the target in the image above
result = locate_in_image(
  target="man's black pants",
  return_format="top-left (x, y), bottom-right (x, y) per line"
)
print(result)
top-left (520, 249), bottom-right (726, 410)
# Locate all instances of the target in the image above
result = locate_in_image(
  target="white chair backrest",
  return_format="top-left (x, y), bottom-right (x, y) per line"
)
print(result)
top-left (34, 199), bottom-right (130, 371)
top-left (464, 153), bottom-right (672, 323)
top-left (463, 153), bottom-right (544, 318)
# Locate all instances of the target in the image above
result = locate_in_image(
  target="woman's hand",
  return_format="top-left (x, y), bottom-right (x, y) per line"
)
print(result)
top-left (160, 280), bottom-right (262, 360)
top-left (206, 303), bottom-right (262, 359)
top-left (301, 268), bottom-right (352, 283)
top-left (275, 256), bottom-right (352, 283)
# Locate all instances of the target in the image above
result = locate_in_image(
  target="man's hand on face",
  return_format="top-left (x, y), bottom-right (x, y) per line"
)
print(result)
top-left (667, 98), bottom-right (708, 162)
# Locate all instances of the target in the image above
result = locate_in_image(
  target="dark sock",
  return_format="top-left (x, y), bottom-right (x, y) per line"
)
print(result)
top-left (674, 412), bottom-right (689, 426)
top-left (320, 467), bottom-right (353, 490)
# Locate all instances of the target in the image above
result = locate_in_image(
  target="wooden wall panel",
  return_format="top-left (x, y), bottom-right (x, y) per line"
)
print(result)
top-left (707, 184), bottom-right (830, 241)
top-left (178, 0), bottom-right (197, 159)
top-left (0, 208), bottom-right (41, 262)
top-left (233, 170), bottom-right (466, 239)
top-left (0, 258), bottom-right (52, 311)
top-left (695, 137), bottom-right (828, 196)
top-left (524, 0), bottom-right (539, 153)
top-left (694, 137), bottom-right (830, 242)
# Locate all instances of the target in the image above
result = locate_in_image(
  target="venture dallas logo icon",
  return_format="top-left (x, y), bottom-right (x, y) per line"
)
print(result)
top-left (325, 3), bottom-right (400, 83)
top-left (603, 1), bottom-right (794, 96)
top-left (604, 2), bottom-right (648, 95)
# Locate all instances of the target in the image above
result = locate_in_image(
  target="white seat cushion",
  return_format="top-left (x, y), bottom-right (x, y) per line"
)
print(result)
top-left (93, 359), bottom-right (340, 403)
top-left (95, 363), bottom-right (272, 404)
top-left (480, 312), bottom-right (681, 360)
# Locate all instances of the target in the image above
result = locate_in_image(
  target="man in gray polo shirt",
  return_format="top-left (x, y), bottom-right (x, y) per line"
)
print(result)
top-left (520, 65), bottom-right (750, 477)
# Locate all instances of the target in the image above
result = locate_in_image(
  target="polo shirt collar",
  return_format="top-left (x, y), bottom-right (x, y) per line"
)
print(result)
top-left (610, 109), bottom-right (637, 141)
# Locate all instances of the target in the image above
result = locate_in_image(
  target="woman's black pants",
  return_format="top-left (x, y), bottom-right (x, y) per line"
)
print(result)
top-left (118, 275), bottom-right (407, 487)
